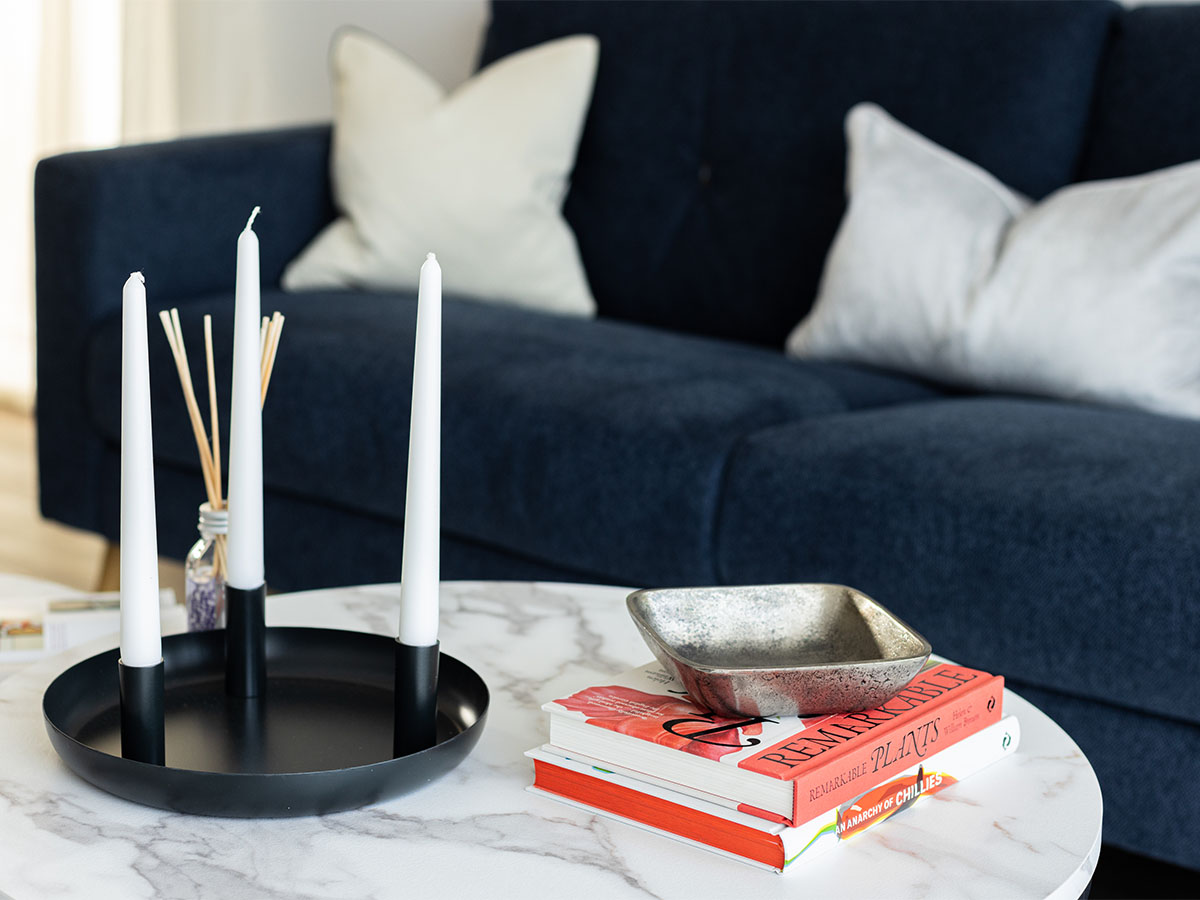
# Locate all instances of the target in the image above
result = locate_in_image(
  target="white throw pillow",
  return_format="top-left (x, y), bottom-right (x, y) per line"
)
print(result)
top-left (283, 29), bottom-right (599, 317)
top-left (787, 103), bottom-right (1200, 419)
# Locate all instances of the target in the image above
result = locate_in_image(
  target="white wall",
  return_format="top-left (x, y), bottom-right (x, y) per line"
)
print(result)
top-left (173, 0), bottom-right (490, 136)
top-left (0, 2), bottom-right (42, 412)
top-left (2, 0), bottom-right (126, 412)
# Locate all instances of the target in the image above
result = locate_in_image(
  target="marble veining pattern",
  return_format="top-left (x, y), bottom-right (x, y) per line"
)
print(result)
top-left (0, 581), bottom-right (1101, 899)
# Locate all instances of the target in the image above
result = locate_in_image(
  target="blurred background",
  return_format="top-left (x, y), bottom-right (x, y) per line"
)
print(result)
top-left (0, 0), bottom-right (488, 414)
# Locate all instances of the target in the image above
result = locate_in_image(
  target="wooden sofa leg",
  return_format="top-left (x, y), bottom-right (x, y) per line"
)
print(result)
top-left (96, 542), bottom-right (120, 592)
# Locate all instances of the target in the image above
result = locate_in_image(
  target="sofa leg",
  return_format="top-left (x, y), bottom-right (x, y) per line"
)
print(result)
top-left (96, 542), bottom-right (120, 592)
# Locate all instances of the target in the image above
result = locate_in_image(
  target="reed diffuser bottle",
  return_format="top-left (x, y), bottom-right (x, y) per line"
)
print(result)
top-left (185, 502), bottom-right (227, 631)
top-left (155, 302), bottom-right (284, 633)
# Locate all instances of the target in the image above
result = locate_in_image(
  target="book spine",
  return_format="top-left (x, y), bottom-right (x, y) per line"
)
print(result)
top-left (784, 674), bottom-right (1004, 824)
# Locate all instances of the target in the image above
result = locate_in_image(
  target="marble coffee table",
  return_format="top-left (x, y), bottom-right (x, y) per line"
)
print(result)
top-left (0, 581), bottom-right (1101, 899)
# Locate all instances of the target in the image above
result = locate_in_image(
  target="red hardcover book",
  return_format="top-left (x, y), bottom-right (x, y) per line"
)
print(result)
top-left (543, 661), bottom-right (1003, 826)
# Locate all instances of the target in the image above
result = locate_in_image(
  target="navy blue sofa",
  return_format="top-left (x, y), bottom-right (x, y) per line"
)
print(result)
top-left (35, 1), bottom-right (1200, 872)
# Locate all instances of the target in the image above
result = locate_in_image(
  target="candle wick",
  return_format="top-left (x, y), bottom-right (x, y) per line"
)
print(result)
top-left (426, 252), bottom-right (436, 262)
top-left (131, 271), bottom-right (145, 285)
top-left (245, 206), bottom-right (261, 232)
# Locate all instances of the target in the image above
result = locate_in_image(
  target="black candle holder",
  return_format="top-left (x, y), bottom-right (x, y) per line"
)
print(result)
top-left (118, 659), bottom-right (165, 765)
top-left (43, 628), bottom-right (488, 817)
top-left (225, 584), bottom-right (266, 697)
top-left (394, 640), bottom-right (440, 757)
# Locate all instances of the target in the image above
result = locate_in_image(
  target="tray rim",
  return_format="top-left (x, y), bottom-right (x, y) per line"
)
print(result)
top-left (42, 626), bottom-right (489, 816)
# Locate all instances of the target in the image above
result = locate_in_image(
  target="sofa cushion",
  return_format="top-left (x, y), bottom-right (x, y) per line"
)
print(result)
top-left (283, 30), bottom-right (599, 317)
top-left (715, 397), bottom-right (1200, 725)
top-left (788, 103), bottom-right (1200, 420)
top-left (1078, 4), bottom-right (1200, 180)
top-left (481, 0), bottom-right (1117, 346)
top-left (86, 290), bottom-right (942, 587)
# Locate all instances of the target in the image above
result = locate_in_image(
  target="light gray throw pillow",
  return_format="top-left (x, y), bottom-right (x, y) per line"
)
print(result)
top-left (787, 103), bottom-right (1200, 419)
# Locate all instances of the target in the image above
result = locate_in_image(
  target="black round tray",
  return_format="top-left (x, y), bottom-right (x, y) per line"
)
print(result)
top-left (42, 627), bottom-right (488, 817)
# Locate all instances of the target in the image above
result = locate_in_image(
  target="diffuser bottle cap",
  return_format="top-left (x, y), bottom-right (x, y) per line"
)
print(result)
top-left (197, 502), bottom-right (229, 536)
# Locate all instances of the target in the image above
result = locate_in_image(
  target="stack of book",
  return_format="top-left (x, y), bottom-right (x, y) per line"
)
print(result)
top-left (528, 660), bottom-right (1018, 873)
top-left (0, 590), bottom-right (177, 666)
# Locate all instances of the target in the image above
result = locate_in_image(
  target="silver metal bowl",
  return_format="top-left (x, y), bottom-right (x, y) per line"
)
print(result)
top-left (626, 584), bottom-right (931, 718)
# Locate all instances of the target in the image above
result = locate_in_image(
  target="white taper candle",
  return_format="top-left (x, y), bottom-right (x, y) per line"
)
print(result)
top-left (398, 253), bottom-right (441, 646)
top-left (119, 272), bottom-right (162, 667)
top-left (226, 207), bottom-right (265, 589)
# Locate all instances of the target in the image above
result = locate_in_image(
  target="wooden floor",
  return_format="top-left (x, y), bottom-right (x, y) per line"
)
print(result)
top-left (0, 408), bottom-right (184, 597)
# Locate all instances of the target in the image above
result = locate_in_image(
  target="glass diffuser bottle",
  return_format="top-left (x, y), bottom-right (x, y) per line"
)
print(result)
top-left (185, 502), bottom-right (228, 631)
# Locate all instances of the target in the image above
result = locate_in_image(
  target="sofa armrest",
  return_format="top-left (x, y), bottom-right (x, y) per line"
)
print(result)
top-left (34, 124), bottom-right (334, 535)
top-left (35, 124), bottom-right (333, 318)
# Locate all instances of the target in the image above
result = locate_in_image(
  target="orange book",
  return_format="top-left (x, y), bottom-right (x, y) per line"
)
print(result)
top-left (543, 661), bottom-right (1003, 826)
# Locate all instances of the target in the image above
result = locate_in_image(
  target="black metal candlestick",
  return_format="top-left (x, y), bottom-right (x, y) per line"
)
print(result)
top-left (118, 659), bottom-right (165, 765)
top-left (394, 640), bottom-right (440, 757)
top-left (226, 584), bottom-right (266, 697)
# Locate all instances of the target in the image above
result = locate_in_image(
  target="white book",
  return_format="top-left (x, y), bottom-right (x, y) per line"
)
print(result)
top-left (0, 589), bottom-right (177, 663)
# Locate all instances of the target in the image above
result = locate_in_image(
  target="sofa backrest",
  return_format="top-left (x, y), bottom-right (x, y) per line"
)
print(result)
top-left (481, 0), bottom-right (1118, 347)
top-left (1076, 3), bottom-right (1200, 181)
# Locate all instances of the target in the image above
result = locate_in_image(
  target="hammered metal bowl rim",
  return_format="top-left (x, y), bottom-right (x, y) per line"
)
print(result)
top-left (625, 583), bottom-right (932, 675)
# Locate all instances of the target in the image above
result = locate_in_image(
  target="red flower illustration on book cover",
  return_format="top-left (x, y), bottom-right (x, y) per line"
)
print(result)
top-left (554, 684), bottom-right (766, 761)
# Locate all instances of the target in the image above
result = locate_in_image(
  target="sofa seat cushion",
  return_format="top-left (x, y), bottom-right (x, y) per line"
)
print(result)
top-left (715, 397), bottom-right (1200, 724)
top-left (86, 289), bottom-right (943, 586)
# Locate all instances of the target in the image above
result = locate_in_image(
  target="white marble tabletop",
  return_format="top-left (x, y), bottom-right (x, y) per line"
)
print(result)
top-left (0, 581), bottom-right (1101, 899)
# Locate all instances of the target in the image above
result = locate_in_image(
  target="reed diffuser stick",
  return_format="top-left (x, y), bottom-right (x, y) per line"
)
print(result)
top-left (212, 528), bottom-right (229, 582)
top-left (203, 315), bottom-right (223, 511)
top-left (260, 313), bottom-right (285, 406)
top-left (158, 306), bottom-right (286, 506)
top-left (158, 311), bottom-right (220, 507)
top-left (202, 315), bottom-right (226, 579)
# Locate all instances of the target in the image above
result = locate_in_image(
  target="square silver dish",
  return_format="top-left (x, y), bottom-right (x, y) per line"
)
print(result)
top-left (626, 584), bottom-right (931, 718)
